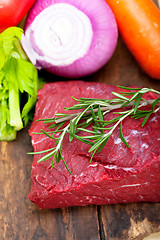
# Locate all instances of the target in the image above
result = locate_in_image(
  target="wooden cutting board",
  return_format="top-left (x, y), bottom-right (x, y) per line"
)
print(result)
top-left (0, 2), bottom-right (160, 240)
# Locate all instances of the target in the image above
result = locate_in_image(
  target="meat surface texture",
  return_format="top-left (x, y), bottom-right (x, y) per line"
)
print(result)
top-left (28, 81), bottom-right (160, 209)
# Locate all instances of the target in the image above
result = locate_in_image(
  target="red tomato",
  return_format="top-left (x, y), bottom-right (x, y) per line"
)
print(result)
top-left (0, 0), bottom-right (36, 32)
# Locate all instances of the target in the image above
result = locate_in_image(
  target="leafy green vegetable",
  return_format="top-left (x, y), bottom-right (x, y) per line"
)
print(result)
top-left (0, 27), bottom-right (38, 141)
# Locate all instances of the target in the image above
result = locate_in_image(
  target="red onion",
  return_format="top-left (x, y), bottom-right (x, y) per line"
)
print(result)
top-left (22, 0), bottom-right (118, 78)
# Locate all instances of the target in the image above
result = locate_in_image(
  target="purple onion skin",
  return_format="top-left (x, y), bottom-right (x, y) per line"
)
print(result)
top-left (24, 0), bottom-right (53, 28)
top-left (24, 0), bottom-right (118, 78)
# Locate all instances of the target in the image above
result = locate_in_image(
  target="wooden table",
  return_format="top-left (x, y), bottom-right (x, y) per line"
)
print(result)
top-left (1, 2), bottom-right (160, 239)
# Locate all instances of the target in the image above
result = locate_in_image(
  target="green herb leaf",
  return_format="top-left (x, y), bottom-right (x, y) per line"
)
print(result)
top-left (151, 97), bottom-right (160, 110)
top-left (142, 112), bottom-right (152, 127)
top-left (69, 119), bottom-right (76, 141)
top-left (97, 135), bottom-right (110, 153)
top-left (112, 92), bottom-right (128, 100)
top-left (68, 131), bottom-right (94, 146)
top-left (37, 150), bottom-right (56, 163)
top-left (88, 134), bottom-right (110, 153)
top-left (117, 86), bottom-right (141, 90)
top-left (134, 93), bottom-right (143, 114)
top-left (120, 122), bottom-right (130, 148)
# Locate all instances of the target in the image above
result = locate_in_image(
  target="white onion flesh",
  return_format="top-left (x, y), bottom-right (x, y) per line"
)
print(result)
top-left (22, 0), bottom-right (118, 78)
top-left (23, 4), bottom-right (93, 66)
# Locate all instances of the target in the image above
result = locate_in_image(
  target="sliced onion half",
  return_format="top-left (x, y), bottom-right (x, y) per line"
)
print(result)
top-left (22, 0), bottom-right (118, 78)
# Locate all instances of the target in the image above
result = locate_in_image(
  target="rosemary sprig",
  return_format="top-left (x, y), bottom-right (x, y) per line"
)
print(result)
top-left (28, 86), bottom-right (160, 173)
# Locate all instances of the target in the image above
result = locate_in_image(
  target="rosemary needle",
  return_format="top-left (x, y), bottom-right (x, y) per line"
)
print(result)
top-left (29, 86), bottom-right (160, 173)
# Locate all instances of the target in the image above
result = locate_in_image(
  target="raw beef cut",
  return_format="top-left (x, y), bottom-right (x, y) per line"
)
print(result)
top-left (28, 81), bottom-right (160, 209)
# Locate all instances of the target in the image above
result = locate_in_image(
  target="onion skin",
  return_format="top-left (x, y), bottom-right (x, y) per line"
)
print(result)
top-left (22, 0), bottom-right (118, 78)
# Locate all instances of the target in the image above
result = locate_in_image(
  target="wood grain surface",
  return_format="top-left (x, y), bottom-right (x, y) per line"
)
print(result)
top-left (0, 1), bottom-right (160, 239)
